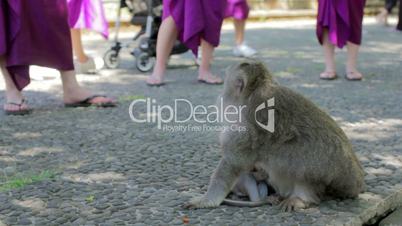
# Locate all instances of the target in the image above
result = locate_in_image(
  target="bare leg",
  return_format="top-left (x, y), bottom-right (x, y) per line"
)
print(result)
top-left (197, 39), bottom-right (222, 84)
top-left (346, 42), bottom-right (363, 80)
top-left (376, 8), bottom-right (389, 26)
top-left (71, 29), bottom-right (89, 63)
top-left (61, 70), bottom-right (114, 104)
top-left (320, 29), bottom-right (337, 79)
top-left (0, 57), bottom-right (29, 112)
top-left (234, 19), bottom-right (246, 46)
top-left (232, 19), bottom-right (257, 57)
top-left (147, 16), bottom-right (177, 85)
top-left (71, 29), bottom-right (97, 74)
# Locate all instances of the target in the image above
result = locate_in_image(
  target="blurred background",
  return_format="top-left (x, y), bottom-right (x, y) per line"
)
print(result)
top-left (101, 0), bottom-right (385, 23)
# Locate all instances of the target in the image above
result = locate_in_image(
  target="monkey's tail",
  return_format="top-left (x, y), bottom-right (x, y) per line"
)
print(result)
top-left (222, 198), bottom-right (273, 207)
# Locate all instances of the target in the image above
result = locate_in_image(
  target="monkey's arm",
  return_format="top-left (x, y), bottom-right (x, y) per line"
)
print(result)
top-left (185, 159), bottom-right (242, 209)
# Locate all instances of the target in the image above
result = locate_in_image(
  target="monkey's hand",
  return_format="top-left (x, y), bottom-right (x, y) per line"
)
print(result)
top-left (184, 196), bottom-right (221, 209)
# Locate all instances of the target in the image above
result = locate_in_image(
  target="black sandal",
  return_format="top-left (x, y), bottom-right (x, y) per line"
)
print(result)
top-left (4, 99), bottom-right (32, 116)
top-left (64, 95), bottom-right (117, 108)
top-left (198, 79), bottom-right (223, 85)
top-left (146, 82), bottom-right (165, 87)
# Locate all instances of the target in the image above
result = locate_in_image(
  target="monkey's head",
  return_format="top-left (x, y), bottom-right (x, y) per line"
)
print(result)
top-left (222, 61), bottom-right (276, 102)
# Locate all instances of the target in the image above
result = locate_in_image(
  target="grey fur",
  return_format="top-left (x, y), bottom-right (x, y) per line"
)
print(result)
top-left (185, 61), bottom-right (365, 211)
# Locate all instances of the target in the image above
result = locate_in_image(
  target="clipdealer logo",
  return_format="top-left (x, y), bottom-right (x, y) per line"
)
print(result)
top-left (128, 97), bottom-right (275, 133)
top-left (255, 98), bottom-right (275, 133)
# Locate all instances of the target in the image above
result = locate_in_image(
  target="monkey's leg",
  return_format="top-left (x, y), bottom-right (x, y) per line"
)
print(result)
top-left (185, 159), bottom-right (242, 209)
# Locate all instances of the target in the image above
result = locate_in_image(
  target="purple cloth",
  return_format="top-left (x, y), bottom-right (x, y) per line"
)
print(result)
top-left (163, 0), bottom-right (226, 56)
top-left (316, 0), bottom-right (366, 48)
top-left (0, 0), bottom-right (74, 91)
top-left (67, 0), bottom-right (109, 39)
top-left (225, 0), bottom-right (249, 20)
top-left (0, 1), bottom-right (6, 56)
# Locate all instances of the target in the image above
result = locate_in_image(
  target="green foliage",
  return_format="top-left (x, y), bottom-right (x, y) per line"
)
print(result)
top-left (85, 195), bottom-right (95, 203)
top-left (0, 170), bottom-right (56, 192)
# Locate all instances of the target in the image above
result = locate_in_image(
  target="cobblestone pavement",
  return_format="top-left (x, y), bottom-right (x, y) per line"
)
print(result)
top-left (0, 19), bottom-right (402, 226)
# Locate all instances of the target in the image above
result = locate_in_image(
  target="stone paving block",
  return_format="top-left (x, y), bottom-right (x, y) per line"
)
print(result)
top-left (1, 19), bottom-right (402, 225)
top-left (380, 208), bottom-right (402, 226)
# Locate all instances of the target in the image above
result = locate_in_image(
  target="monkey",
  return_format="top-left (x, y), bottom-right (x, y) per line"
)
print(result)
top-left (232, 172), bottom-right (268, 202)
top-left (222, 172), bottom-right (268, 207)
top-left (222, 170), bottom-right (283, 207)
top-left (185, 61), bottom-right (365, 211)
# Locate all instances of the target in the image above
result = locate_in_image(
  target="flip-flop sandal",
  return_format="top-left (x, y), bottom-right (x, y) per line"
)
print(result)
top-left (64, 95), bottom-right (117, 108)
top-left (345, 72), bottom-right (363, 81)
top-left (319, 72), bottom-right (338, 80)
top-left (146, 82), bottom-right (165, 87)
top-left (4, 99), bottom-right (32, 116)
top-left (146, 76), bottom-right (165, 87)
top-left (198, 79), bottom-right (223, 85)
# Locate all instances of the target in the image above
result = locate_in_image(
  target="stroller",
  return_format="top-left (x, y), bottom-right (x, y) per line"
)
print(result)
top-left (103, 0), bottom-right (188, 72)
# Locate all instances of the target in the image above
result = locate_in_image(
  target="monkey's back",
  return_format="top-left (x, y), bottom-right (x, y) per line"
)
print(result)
top-left (264, 86), bottom-right (365, 198)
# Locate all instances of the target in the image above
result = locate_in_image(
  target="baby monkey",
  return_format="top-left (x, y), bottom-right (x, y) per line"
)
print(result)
top-left (185, 61), bottom-right (365, 211)
top-left (222, 172), bottom-right (270, 207)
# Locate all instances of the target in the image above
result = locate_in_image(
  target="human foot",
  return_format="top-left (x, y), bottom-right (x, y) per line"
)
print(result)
top-left (376, 9), bottom-right (389, 26)
top-left (146, 74), bottom-right (165, 86)
top-left (345, 70), bottom-right (363, 81)
top-left (63, 87), bottom-right (116, 107)
top-left (319, 71), bottom-right (338, 80)
top-left (4, 99), bottom-right (31, 115)
top-left (74, 57), bottom-right (96, 74)
top-left (233, 43), bottom-right (257, 58)
top-left (198, 71), bottom-right (223, 85)
top-left (4, 89), bottom-right (31, 115)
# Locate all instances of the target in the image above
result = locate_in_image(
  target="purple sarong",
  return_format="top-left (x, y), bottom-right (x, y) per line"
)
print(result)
top-left (316, 0), bottom-right (366, 48)
top-left (67, 0), bottom-right (109, 39)
top-left (0, 0), bottom-right (74, 91)
top-left (163, 0), bottom-right (225, 56)
top-left (0, 1), bottom-right (6, 56)
top-left (225, 0), bottom-right (249, 20)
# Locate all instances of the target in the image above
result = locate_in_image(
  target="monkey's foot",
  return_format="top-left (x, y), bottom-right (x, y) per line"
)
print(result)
top-left (279, 197), bottom-right (307, 212)
top-left (184, 196), bottom-right (221, 209)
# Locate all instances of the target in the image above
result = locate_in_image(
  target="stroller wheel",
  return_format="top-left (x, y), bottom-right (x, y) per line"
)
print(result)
top-left (104, 50), bottom-right (120, 69)
top-left (136, 52), bottom-right (155, 72)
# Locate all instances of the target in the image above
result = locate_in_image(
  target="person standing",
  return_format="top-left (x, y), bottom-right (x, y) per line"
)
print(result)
top-left (376, 0), bottom-right (401, 31)
top-left (68, 0), bottom-right (109, 74)
top-left (225, 0), bottom-right (257, 57)
top-left (146, 0), bottom-right (226, 86)
top-left (316, 0), bottom-right (366, 81)
top-left (397, 0), bottom-right (402, 31)
top-left (0, 0), bottom-right (115, 115)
